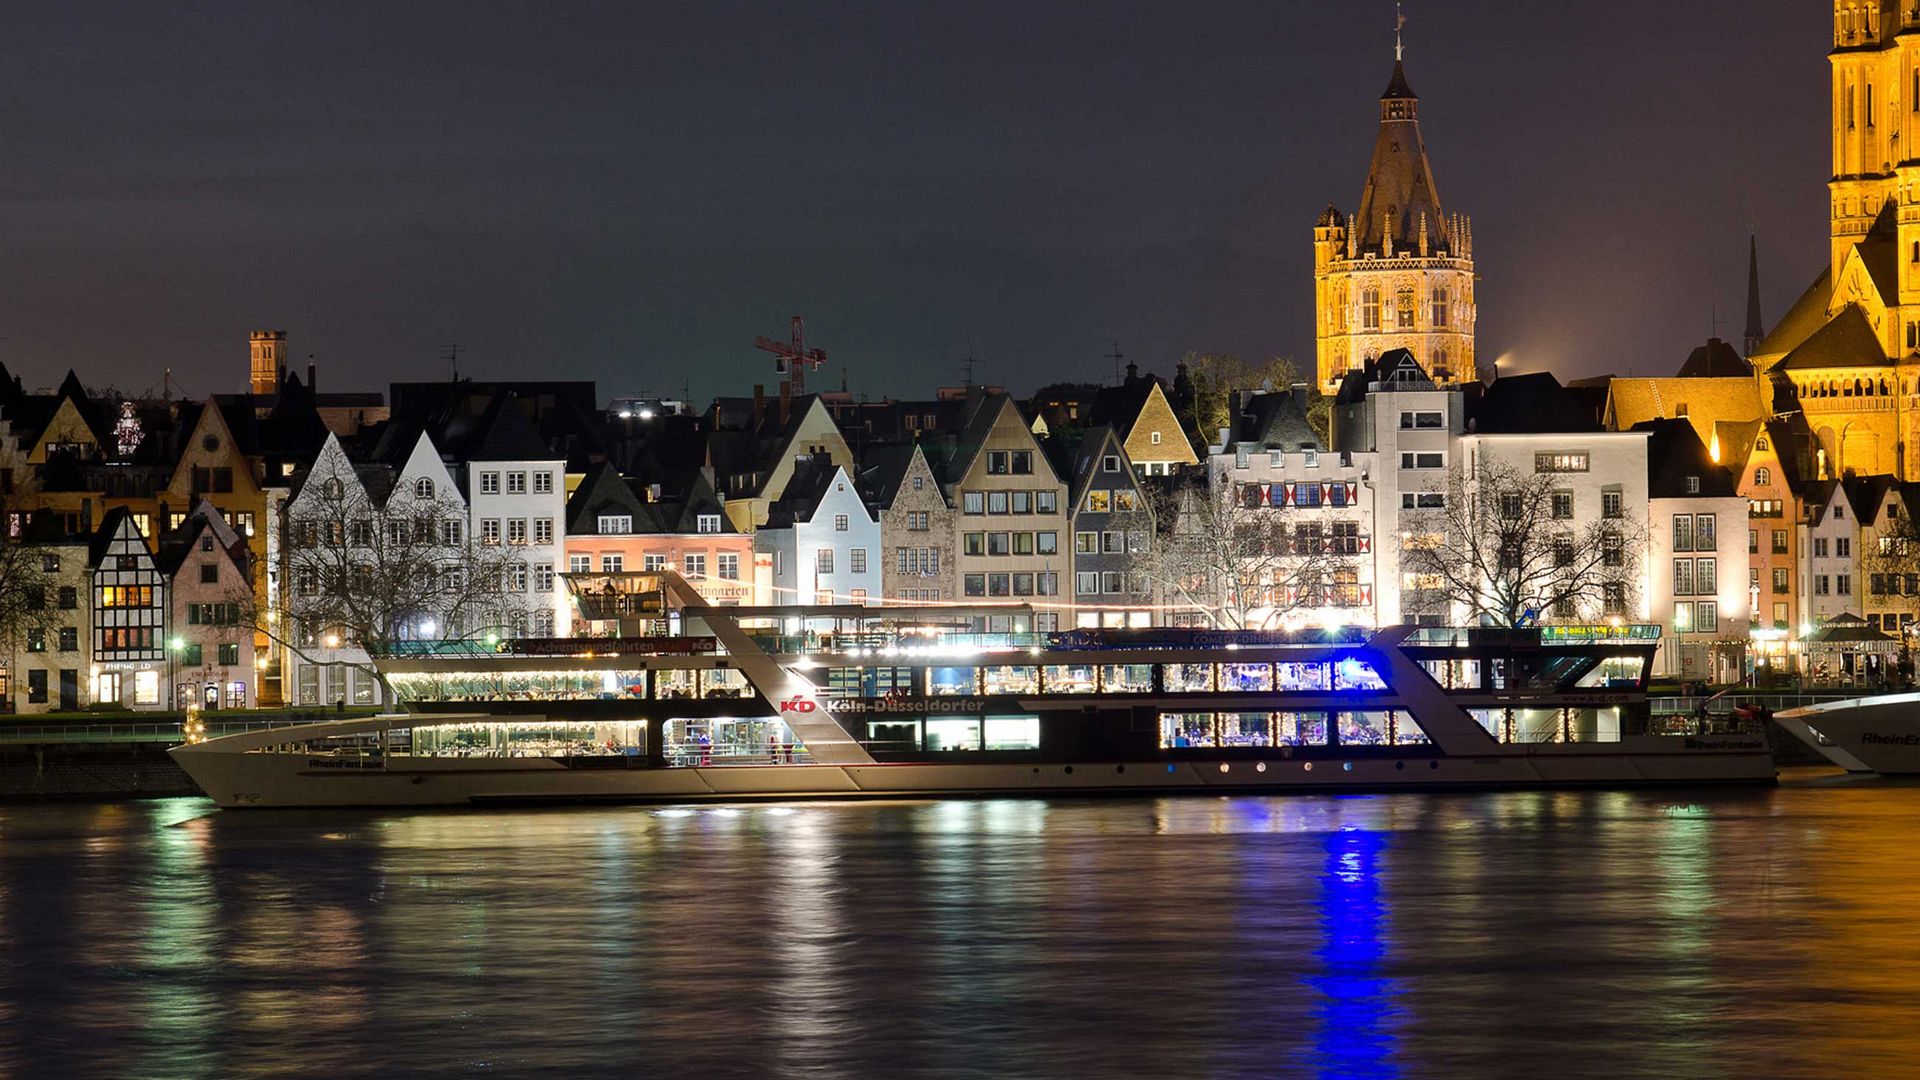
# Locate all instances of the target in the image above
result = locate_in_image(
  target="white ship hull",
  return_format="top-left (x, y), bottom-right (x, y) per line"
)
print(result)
top-left (173, 735), bottom-right (1776, 809)
top-left (1776, 693), bottom-right (1920, 774)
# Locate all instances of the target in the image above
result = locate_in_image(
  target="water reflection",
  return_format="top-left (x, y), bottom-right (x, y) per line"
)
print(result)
top-left (2, 780), bottom-right (1920, 1077)
top-left (1309, 826), bottom-right (1398, 1079)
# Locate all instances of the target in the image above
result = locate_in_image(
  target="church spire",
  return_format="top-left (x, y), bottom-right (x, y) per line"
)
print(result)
top-left (1355, 47), bottom-right (1441, 256)
top-left (1743, 233), bottom-right (1765, 356)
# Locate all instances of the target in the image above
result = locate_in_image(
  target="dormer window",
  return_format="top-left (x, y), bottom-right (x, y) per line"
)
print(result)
top-left (1685, 476), bottom-right (1701, 494)
top-left (598, 514), bottom-right (633, 534)
top-left (697, 514), bottom-right (722, 534)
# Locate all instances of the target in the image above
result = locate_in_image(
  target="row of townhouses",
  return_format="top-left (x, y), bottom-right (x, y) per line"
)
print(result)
top-left (3, 324), bottom-right (1916, 713)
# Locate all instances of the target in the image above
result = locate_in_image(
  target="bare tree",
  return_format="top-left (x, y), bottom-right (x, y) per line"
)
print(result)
top-left (1400, 462), bottom-right (1644, 628)
top-left (273, 475), bottom-right (528, 687)
top-left (1143, 472), bottom-right (1355, 629)
top-left (0, 533), bottom-right (56, 664)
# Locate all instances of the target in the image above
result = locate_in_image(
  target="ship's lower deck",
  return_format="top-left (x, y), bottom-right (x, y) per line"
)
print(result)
top-left (178, 734), bottom-right (1776, 808)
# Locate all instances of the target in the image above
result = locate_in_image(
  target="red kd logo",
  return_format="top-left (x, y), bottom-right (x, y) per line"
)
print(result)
top-left (780, 697), bottom-right (817, 713)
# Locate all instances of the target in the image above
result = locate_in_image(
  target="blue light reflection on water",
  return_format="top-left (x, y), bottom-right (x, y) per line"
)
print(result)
top-left (1308, 824), bottom-right (1399, 1080)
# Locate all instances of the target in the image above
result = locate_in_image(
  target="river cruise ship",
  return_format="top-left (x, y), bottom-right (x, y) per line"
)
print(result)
top-left (172, 577), bottom-right (1774, 807)
top-left (1774, 693), bottom-right (1920, 774)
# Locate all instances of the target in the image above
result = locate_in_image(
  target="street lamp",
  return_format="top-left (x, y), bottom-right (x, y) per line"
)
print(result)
top-left (168, 635), bottom-right (184, 712)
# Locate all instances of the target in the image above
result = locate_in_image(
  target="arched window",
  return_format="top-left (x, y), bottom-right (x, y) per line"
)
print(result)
top-left (321, 477), bottom-right (344, 500)
top-left (414, 477), bottom-right (434, 499)
top-left (1755, 467), bottom-right (1772, 487)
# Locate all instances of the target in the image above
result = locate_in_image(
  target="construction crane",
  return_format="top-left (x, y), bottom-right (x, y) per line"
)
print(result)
top-left (754, 316), bottom-right (827, 396)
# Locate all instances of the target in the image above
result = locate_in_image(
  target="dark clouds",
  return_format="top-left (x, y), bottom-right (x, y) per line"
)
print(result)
top-left (0, 1), bottom-right (1820, 401)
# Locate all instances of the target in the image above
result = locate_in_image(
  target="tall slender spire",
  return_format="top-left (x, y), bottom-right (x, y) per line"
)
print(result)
top-left (1743, 233), bottom-right (1765, 356)
top-left (1396, 2), bottom-right (1406, 63)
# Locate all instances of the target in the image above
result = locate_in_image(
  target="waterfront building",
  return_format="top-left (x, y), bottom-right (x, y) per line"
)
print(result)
top-left (1731, 421), bottom-right (1811, 666)
top-left (865, 443), bottom-right (958, 606)
top-left (1060, 426), bottom-right (1155, 628)
top-left (89, 508), bottom-right (169, 710)
top-left (450, 399), bottom-right (568, 638)
top-left (1800, 479), bottom-right (1867, 633)
top-left (1855, 478), bottom-right (1920, 640)
top-left (563, 462), bottom-right (760, 634)
top-left (1312, 51), bottom-right (1476, 394)
top-left (945, 392), bottom-right (1069, 631)
top-left (1207, 388), bottom-right (1375, 630)
top-left (159, 500), bottom-right (255, 710)
top-left (6, 515), bottom-right (92, 713)
top-left (1329, 348), bottom-right (1461, 624)
top-left (1638, 420), bottom-right (1750, 681)
top-left (753, 457), bottom-right (881, 610)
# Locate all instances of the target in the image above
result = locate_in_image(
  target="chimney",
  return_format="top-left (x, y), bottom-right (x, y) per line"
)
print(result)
top-left (307, 363), bottom-right (317, 395)
top-left (1292, 381), bottom-right (1310, 415)
top-left (753, 384), bottom-right (766, 426)
top-left (779, 380), bottom-right (792, 426)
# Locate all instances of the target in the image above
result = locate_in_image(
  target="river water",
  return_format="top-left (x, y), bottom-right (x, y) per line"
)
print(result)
top-left (2, 770), bottom-right (1917, 1079)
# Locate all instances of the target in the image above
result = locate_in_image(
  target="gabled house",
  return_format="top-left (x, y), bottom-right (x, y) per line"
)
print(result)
top-left (944, 392), bottom-right (1069, 632)
top-left (863, 443), bottom-right (956, 604)
top-left (1639, 420), bottom-right (1749, 681)
top-left (709, 393), bottom-right (855, 532)
top-left (1061, 426), bottom-right (1155, 627)
top-left (564, 462), bottom-right (759, 633)
top-left (90, 507), bottom-right (169, 709)
top-left (159, 500), bottom-right (255, 710)
top-left (754, 456), bottom-right (880, 613)
top-left (5, 512), bottom-right (91, 713)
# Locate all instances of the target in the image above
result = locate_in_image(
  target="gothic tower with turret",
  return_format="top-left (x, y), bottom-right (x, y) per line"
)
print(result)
top-left (1746, 2), bottom-right (1920, 480)
top-left (1313, 49), bottom-right (1476, 394)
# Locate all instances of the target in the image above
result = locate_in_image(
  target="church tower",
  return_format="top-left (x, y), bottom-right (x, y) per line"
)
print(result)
top-left (1748, 3), bottom-right (1920, 481)
top-left (1313, 37), bottom-right (1476, 394)
top-left (249, 330), bottom-right (286, 396)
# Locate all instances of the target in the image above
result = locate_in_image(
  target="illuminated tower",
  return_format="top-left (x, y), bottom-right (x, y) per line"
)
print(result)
top-left (250, 330), bottom-right (286, 396)
top-left (1312, 40), bottom-right (1476, 394)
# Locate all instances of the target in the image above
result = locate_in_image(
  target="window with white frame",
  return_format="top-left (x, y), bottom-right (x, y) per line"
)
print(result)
top-left (817, 549), bottom-right (834, 574)
top-left (534, 518), bottom-right (554, 545)
top-left (507, 472), bottom-right (527, 494)
top-left (697, 514), bottom-right (722, 533)
top-left (481, 519), bottom-right (501, 545)
top-left (599, 514), bottom-right (633, 534)
top-left (834, 513), bottom-right (850, 531)
top-left (480, 472), bottom-right (500, 494)
top-left (535, 563), bottom-right (554, 591)
top-left (507, 519), bottom-right (528, 545)
top-left (643, 553), bottom-right (665, 571)
top-left (533, 472), bottom-right (553, 493)
top-left (683, 553), bottom-right (706, 578)
top-left (601, 553), bottom-right (624, 572)
top-left (717, 552), bottom-right (740, 580)
top-left (569, 554), bottom-right (590, 573)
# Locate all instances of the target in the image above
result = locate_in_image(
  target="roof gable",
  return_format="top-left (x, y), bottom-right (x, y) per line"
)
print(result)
top-left (1779, 304), bottom-right (1887, 371)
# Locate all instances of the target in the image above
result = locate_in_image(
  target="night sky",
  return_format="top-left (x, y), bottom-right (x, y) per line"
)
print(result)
top-left (0, 1), bottom-right (1819, 402)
